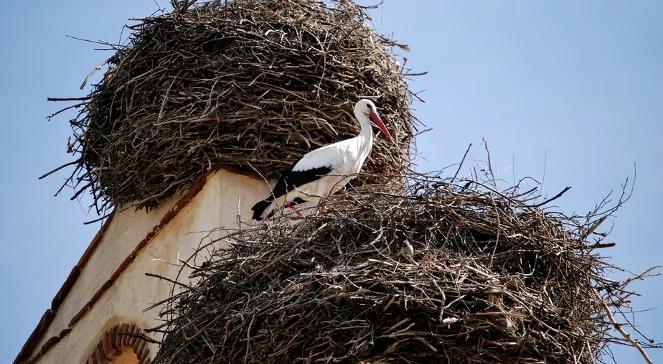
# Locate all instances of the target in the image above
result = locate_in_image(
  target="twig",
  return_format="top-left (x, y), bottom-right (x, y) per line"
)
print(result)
top-left (38, 159), bottom-right (81, 179)
top-left (450, 143), bottom-right (471, 184)
top-left (532, 186), bottom-right (571, 208)
top-left (46, 96), bottom-right (91, 102)
top-left (598, 292), bottom-right (653, 364)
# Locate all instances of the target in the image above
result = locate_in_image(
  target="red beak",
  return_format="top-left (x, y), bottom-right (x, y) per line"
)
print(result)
top-left (369, 112), bottom-right (393, 141)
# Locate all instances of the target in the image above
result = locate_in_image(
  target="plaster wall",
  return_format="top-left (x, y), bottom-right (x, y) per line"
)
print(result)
top-left (33, 169), bottom-right (270, 363)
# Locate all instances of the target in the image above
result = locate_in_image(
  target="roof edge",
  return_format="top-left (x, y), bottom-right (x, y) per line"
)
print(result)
top-left (15, 166), bottom-right (261, 363)
top-left (14, 211), bottom-right (115, 363)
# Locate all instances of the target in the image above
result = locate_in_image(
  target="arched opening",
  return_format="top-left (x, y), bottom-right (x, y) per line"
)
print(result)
top-left (85, 323), bottom-right (151, 364)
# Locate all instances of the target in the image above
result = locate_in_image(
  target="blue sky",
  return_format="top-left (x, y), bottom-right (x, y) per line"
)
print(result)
top-left (1, 1), bottom-right (661, 362)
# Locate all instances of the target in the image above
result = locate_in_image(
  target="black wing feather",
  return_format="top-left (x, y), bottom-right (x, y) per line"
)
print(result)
top-left (251, 165), bottom-right (332, 220)
top-left (271, 166), bottom-right (333, 198)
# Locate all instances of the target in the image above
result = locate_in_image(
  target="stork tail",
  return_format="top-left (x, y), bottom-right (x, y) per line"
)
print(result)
top-left (251, 198), bottom-right (273, 220)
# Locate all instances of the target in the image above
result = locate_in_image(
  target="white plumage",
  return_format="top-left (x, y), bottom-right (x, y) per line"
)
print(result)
top-left (251, 99), bottom-right (392, 220)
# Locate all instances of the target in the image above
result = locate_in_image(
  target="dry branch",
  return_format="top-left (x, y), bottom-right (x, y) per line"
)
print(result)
top-left (151, 173), bottom-right (659, 363)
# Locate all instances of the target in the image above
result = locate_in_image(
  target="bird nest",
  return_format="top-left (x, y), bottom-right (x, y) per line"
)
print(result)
top-left (152, 173), bottom-right (655, 363)
top-left (48, 0), bottom-right (416, 214)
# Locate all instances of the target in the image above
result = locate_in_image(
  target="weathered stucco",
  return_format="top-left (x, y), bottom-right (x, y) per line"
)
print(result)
top-left (27, 169), bottom-right (271, 363)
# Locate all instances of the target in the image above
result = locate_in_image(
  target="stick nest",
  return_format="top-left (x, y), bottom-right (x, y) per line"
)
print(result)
top-left (153, 174), bottom-right (648, 363)
top-left (54, 0), bottom-right (415, 213)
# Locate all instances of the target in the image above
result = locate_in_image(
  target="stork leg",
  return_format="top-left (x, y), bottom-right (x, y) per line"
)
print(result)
top-left (285, 202), bottom-right (305, 218)
top-left (318, 192), bottom-right (331, 215)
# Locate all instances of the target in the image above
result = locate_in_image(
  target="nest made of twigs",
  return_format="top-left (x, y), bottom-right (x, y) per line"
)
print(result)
top-left (50, 0), bottom-right (416, 214)
top-left (152, 173), bottom-right (649, 364)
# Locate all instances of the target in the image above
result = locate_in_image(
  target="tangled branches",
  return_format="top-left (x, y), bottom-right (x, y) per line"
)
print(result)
top-left (152, 173), bottom-right (657, 363)
top-left (47, 0), bottom-right (416, 214)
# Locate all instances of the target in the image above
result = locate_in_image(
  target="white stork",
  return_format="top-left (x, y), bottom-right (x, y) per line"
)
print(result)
top-left (251, 99), bottom-right (393, 220)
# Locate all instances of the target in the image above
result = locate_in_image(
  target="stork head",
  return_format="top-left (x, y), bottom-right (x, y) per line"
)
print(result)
top-left (354, 99), bottom-right (393, 140)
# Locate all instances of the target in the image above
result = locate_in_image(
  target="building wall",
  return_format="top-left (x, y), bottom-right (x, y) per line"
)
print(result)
top-left (32, 169), bottom-right (270, 363)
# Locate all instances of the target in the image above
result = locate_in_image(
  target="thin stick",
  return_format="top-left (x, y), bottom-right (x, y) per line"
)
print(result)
top-left (46, 96), bottom-right (91, 102)
top-left (532, 186), bottom-right (571, 208)
top-left (599, 293), bottom-right (653, 364)
top-left (450, 143), bottom-right (471, 184)
top-left (38, 159), bottom-right (81, 179)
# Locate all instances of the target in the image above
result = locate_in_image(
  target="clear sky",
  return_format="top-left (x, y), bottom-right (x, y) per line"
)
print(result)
top-left (1, 1), bottom-right (661, 362)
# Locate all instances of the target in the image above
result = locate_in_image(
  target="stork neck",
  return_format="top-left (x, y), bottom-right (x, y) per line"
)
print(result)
top-left (355, 110), bottom-right (374, 141)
